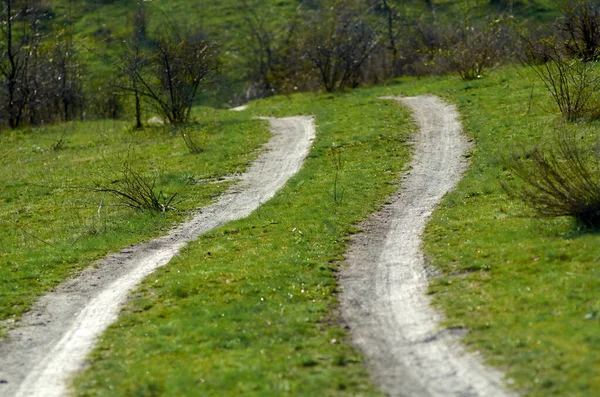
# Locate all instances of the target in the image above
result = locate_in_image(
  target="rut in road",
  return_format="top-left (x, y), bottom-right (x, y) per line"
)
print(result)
top-left (340, 95), bottom-right (516, 397)
top-left (0, 116), bottom-right (315, 397)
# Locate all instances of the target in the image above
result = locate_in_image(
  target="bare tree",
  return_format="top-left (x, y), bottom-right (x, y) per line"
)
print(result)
top-left (238, 0), bottom-right (308, 98)
top-left (126, 0), bottom-right (147, 128)
top-left (0, 0), bottom-right (30, 128)
top-left (150, 32), bottom-right (220, 124)
top-left (1, 0), bottom-right (84, 128)
top-left (116, 26), bottom-right (220, 125)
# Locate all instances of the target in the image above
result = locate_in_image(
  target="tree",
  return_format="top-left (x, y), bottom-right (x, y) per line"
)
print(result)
top-left (127, 0), bottom-right (147, 128)
top-left (117, 25), bottom-right (220, 125)
top-left (1, 0), bottom-right (83, 128)
top-left (0, 0), bottom-right (31, 128)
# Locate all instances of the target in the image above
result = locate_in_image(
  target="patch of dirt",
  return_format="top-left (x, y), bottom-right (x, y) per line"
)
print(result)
top-left (339, 96), bottom-right (516, 397)
top-left (0, 116), bottom-right (315, 397)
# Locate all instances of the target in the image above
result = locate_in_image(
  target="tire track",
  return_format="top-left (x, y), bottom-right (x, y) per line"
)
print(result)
top-left (0, 116), bottom-right (315, 397)
top-left (340, 96), bottom-right (515, 397)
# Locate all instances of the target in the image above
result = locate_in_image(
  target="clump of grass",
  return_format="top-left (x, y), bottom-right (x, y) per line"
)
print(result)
top-left (181, 129), bottom-right (204, 154)
top-left (96, 162), bottom-right (181, 212)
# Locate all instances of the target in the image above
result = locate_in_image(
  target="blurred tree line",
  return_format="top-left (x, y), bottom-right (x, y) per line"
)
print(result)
top-left (1, 0), bottom-right (593, 129)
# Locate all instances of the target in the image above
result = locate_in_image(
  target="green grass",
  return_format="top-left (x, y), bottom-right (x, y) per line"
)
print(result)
top-left (72, 90), bottom-right (413, 396)
top-left (383, 66), bottom-right (600, 396)
top-left (0, 109), bottom-right (269, 333)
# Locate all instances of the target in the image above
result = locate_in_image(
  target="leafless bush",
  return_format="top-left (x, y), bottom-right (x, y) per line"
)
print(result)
top-left (114, 18), bottom-right (221, 126)
top-left (438, 18), bottom-right (513, 80)
top-left (95, 162), bottom-right (180, 212)
top-left (239, 0), bottom-right (311, 97)
top-left (523, 37), bottom-right (600, 120)
top-left (508, 130), bottom-right (600, 228)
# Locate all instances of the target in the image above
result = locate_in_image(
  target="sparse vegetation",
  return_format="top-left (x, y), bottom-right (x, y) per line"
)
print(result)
top-left (93, 162), bottom-right (182, 212)
top-left (303, 0), bottom-right (379, 91)
top-left (73, 89), bottom-right (412, 397)
top-left (556, 0), bottom-right (600, 61)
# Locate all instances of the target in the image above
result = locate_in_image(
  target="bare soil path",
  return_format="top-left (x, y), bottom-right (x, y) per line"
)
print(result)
top-left (340, 96), bottom-right (516, 397)
top-left (0, 116), bottom-right (315, 397)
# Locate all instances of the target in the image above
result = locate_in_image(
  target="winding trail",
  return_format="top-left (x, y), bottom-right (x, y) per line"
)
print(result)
top-left (340, 96), bottom-right (515, 397)
top-left (0, 116), bottom-right (315, 397)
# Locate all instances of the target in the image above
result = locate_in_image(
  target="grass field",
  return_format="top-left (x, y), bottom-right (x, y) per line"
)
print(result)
top-left (0, 109), bottom-right (269, 334)
top-left (4, 62), bottom-right (598, 396)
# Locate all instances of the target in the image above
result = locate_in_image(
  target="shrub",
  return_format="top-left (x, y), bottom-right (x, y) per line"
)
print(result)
top-left (238, 0), bottom-right (312, 98)
top-left (96, 162), bottom-right (180, 212)
top-left (508, 130), bottom-right (600, 228)
top-left (302, 0), bottom-right (379, 92)
top-left (523, 37), bottom-right (600, 120)
top-left (115, 20), bottom-right (221, 126)
top-left (439, 17), bottom-right (513, 80)
top-left (556, 0), bottom-right (600, 61)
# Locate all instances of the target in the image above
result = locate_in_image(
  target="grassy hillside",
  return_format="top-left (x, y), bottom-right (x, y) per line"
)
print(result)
top-left (5, 1), bottom-right (598, 396)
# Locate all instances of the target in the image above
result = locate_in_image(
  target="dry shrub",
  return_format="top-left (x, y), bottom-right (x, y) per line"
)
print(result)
top-left (97, 162), bottom-right (180, 212)
top-left (523, 37), bottom-right (600, 120)
top-left (508, 131), bottom-right (600, 228)
top-left (557, 0), bottom-right (600, 61)
top-left (302, 0), bottom-right (379, 91)
top-left (438, 18), bottom-right (513, 80)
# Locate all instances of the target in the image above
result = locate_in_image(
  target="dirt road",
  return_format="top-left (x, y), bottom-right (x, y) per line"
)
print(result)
top-left (340, 96), bottom-right (515, 397)
top-left (0, 116), bottom-right (315, 397)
